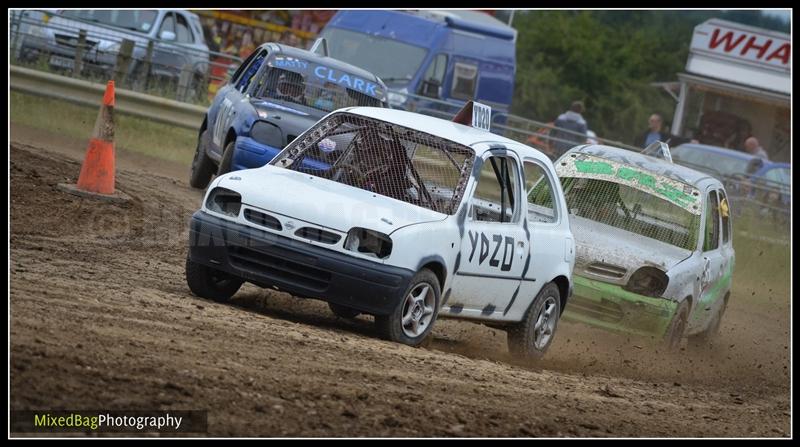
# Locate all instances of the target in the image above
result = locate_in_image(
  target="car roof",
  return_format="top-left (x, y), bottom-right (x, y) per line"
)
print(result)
top-left (566, 144), bottom-right (722, 188)
top-left (340, 107), bottom-right (540, 155)
top-left (760, 161), bottom-right (791, 169)
top-left (672, 143), bottom-right (757, 161)
top-left (264, 43), bottom-right (383, 85)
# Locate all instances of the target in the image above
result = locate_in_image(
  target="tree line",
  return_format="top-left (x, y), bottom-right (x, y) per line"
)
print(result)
top-left (511, 10), bottom-right (789, 145)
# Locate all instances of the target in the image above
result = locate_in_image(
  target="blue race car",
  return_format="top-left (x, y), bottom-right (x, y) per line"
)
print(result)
top-left (189, 42), bottom-right (388, 189)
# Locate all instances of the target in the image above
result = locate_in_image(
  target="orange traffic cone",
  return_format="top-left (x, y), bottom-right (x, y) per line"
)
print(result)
top-left (76, 80), bottom-right (116, 194)
top-left (57, 81), bottom-right (129, 204)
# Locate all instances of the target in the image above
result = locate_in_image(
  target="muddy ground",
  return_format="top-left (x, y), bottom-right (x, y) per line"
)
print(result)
top-left (9, 124), bottom-right (791, 437)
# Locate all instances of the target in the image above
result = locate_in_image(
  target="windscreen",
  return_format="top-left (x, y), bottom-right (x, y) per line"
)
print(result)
top-left (256, 61), bottom-right (385, 112)
top-left (62, 10), bottom-right (158, 33)
top-left (272, 113), bottom-right (475, 214)
top-left (321, 27), bottom-right (428, 85)
top-left (556, 154), bottom-right (703, 250)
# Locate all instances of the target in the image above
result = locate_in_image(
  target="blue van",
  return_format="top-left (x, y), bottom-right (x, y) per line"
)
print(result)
top-left (319, 10), bottom-right (516, 117)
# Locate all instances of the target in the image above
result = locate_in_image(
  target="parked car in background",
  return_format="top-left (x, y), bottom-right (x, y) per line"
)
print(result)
top-left (15, 9), bottom-right (209, 92)
top-left (670, 143), bottom-right (761, 180)
top-left (320, 10), bottom-right (516, 117)
top-left (189, 42), bottom-right (389, 189)
top-left (553, 144), bottom-right (734, 349)
top-left (751, 161), bottom-right (791, 204)
top-left (671, 143), bottom-right (791, 214)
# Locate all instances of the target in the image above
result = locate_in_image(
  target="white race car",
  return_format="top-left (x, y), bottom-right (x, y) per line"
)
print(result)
top-left (186, 102), bottom-right (575, 358)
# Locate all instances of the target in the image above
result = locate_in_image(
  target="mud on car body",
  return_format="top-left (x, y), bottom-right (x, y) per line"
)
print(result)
top-left (186, 103), bottom-right (575, 359)
top-left (189, 42), bottom-right (388, 189)
top-left (553, 145), bottom-right (735, 348)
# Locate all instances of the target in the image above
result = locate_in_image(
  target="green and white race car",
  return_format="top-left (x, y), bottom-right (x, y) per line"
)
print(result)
top-left (553, 144), bottom-right (734, 349)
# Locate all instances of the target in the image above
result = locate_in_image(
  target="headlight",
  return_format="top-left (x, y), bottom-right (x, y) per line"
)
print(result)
top-left (205, 187), bottom-right (242, 217)
top-left (623, 267), bottom-right (669, 297)
top-left (344, 228), bottom-right (392, 259)
top-left (250, 120), bottom-right (283, 148)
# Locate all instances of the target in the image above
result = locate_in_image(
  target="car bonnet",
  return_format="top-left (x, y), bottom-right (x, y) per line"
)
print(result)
top-left (570, 215), bottom-right (693, 285)
top-left (216, 165), bottom-right (448, 234)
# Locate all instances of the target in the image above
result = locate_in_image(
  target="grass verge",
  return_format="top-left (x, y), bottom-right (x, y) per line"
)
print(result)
top-left (10, 91), bottom-right (198, 165)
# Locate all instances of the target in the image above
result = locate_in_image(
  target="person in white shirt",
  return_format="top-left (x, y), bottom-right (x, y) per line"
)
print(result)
top-left (744, 137), bottom-right (769, 160)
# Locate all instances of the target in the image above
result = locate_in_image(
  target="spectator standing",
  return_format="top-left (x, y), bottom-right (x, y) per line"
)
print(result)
top-left (744, 137), bottom-right (769, 160)
top-left (551, 101), bottom-right (588, 157)
top-left (634, 113), bottom-right (695, 148)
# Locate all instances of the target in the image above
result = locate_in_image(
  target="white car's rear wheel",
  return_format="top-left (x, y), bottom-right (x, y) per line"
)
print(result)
top-left (507, 282), bottom-right (561, 360)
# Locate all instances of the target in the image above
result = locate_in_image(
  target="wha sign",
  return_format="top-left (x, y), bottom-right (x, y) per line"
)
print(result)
top-left (690, 19), bottom-right (791, 72)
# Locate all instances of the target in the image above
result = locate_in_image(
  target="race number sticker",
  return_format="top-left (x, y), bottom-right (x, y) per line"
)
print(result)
top-left (471, 102), bottom-right (492, 131)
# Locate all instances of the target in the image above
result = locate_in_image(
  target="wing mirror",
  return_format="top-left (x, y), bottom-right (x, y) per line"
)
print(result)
top-left (160, 30), bottom-right (176, 41)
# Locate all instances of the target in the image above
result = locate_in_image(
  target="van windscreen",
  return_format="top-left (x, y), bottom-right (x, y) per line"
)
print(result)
top-left (321, 28), bottom-right (428, 85)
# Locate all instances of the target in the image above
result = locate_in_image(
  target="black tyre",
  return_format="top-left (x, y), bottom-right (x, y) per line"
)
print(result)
top-left (217, 140), bottom-right (236, 176)
top-left (375, 269), bottom-right (440, 347)
top-left (507, 282), bottom-right (561, 360)
top-left (185, 255), bottom-right (243, 302)
top-left (328, 302), bottom-right (361, 319)
top-left (189, 130), bottom-right (215, 189)
top-left (689, 298), bottom-right (727, 346)
top-left (664, 300), bottom-right (690, 350)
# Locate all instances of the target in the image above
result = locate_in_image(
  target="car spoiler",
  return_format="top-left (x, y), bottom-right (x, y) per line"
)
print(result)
top-left (642, 141), bottom-right (673, 163)
top-left (309, 37), bottom-right (329, 57)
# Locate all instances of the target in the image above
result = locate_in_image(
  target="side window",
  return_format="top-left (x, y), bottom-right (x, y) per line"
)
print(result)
top-left (158, 12), bottom-right (175, 38)
top-left (235, 51), bottom-right (267, 93)
top-left (703, 190), bottom-right (720, 251)
top-left (451, 61), bottom-right (478, 101)
top-left (524, 161), bottom-right (557, 223)
top-left (229, 50), bottom-right (261, 89)
top-left (471, 156), bottom-right (520, 223)
top-left (719, 189), bottom-right (731, 244)
top-left (175, 13), bottom-right (193, 43)
top-left (418, 54), bottom-right (447, 98)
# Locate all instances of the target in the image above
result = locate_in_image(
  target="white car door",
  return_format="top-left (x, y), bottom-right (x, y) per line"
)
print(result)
top-left (449, 150), bottom-right (529, 315)
top-left (512, 158), bottom-right (567, 316)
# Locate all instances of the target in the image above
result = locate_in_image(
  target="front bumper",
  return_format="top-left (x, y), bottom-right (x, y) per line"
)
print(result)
top-left (188, 211), bottom-right (414, 315)
top-left (561, 276), bottom-right (677, 338)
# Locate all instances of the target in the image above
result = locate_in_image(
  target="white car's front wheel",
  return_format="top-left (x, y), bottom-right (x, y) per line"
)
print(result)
top-left (375, 269), bottom-right (440, 347)
top-left (185, 255), bottom-right (243, 302)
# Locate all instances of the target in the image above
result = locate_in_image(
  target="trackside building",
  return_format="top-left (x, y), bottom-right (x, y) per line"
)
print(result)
top-left (669, 19), bottom-right (790, 161)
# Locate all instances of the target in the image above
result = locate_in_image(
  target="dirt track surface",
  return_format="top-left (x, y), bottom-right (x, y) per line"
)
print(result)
top-left (9, 133), bottom-right (791, 437)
